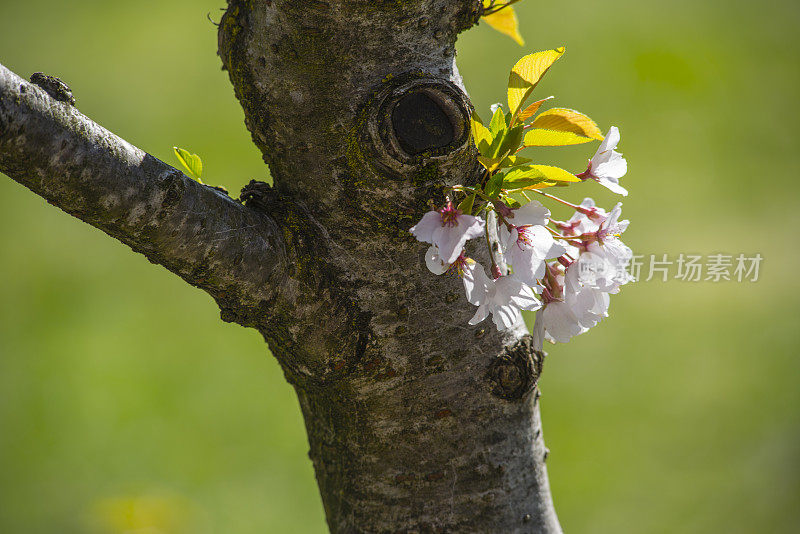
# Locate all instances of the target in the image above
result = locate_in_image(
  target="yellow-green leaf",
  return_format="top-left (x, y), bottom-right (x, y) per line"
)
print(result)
top-left (523, 181), bottom-right (558, 190)
top-left (526, 165), bottom-right (579, 182)
top-left (458, 192), bottom-right (476, 215)
top-left (517, 96), bottom-right (554, 122)
top-left (489, 106), bottom-right (507, 135)
top-left (503, 164), bottom-right (579, 190)
top-left (481, 4), bottom-right (524, 46)
top-left (507, 47), bottom-right (565, 115)
top-left (477, 155), bottom-right (502, 171)
top-left (485, 172), bottom-right (505, 198)
top-left (523, 129), bottom-right (597, 146)
top-left (173, 147), bottom-right (203, 182)
top-left (495, 125), bottom-right (522, 159)
top-left (508, 184), bottom-right (559, 199)
top-left (471, 115), bottom-right (492, 153)
top-left (529, 107), bottom-right (604, 140)
top-left (499, 155), bottom-right (533, 168)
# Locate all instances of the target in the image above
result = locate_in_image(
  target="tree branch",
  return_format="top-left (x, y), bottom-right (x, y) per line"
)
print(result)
top-left (0, 63), bottom-right (287, 320)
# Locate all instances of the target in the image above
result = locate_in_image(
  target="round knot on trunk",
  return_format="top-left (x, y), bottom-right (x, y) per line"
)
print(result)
top-left (358, 73), bottom-right (473, 177)
top-left (487, 335), bottom-right (544, 401)
top-left (391, 91), bottom-right (455, 155)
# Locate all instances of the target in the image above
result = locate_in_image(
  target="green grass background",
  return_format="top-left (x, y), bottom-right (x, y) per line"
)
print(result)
top-left (1, 1), bottom-right (798, 532)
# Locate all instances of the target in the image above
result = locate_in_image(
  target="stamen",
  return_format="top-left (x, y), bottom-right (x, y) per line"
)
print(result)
top-left (438, 201), bottom-right (461, 228)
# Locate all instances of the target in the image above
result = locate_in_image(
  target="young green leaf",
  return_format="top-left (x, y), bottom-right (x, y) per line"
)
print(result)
top-left (523, 129), bottom-right (597, 147)
top-left (489, 106), bottom-right (507, 136)
top-left (477, 155), bottom-right (503, 171)
top-left (529, 108), bottom-right (603, 141)
top-left (471, 115), bottom-right (493, 154)
top-left (458, 192), bottom-right (476, 215)
top-left (507, 47), bottom-right (565, 115)
top-left (503, 164), bottom-right (579, 191)
top-left (485, 172), bottom-right (505, 199)
top-left (480, 106), bottom-right (507, 158)
top-left (499, 192), bottom-right (522, 208)
top-left (497, 125), bottom-right (524, 160)
top-left (173, 147), bottom-right (203, 183)
top-left (499, 155), bottom-right (533, 168)
top-left (481, 2), bottom-right (524, 46)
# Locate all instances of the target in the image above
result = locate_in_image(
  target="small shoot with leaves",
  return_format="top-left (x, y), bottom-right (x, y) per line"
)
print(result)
top-left (173, 147), bottom-right (204, 184)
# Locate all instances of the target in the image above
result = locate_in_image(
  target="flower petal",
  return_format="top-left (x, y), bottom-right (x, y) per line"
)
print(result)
top-left (601, 203), bottom-right (623, 232)
top-left (462, 260), bottom-right (491, 306)
top-left (531, 311), bottom-right (546, 351)
top-left (512, 201), bottom-right (550, 227)
top-left (508, 250), bottom-right (542, 286)
top-left (596, 176), bottom-right (629, 196)
top-left (435, 215), bottom-right (486, 264)
top-left (492, 303), bottom-right (521, 331)
top-left (496, 276), bottom-right (541, 311)
top-left (593, 151), bottom-right (627, 180)
top-left (542, 302), bottom-right (583, 343)
top-left (469, 304), bottom-right (490, 325)
top-left (511, 286), bottom-right (542, 311)
top-left (425, 246), bottom-right (449, 275)
top-left (499, 225), bottom-right (514, 253)
top-left (409, 211), bottom-right (442, 243)
top-left (598, 126), bottom-right (620, 153)
top-left (459, 215), bottom-right (486, 240)
top-left (527, 226), bottom-right (566, 260)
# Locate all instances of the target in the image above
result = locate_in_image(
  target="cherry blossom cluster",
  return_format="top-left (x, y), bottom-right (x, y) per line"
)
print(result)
top-left (410, 125), bottom-right (633, 344)
top-left (409, 48), bottom-right (634, 344)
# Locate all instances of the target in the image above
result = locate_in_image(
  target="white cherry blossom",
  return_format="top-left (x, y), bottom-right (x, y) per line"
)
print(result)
top-left (575, 203), bottom-right (633, 289)
top-left (532, 310), bottom-right (547, 352)
top-left (540, 300), bottom-right (584, 343)
top-left (455, 256), bottom-right (490, 307)
top-left (500, 201), bottom-right (566, 287)
top-left (410, 202), bottom-right (485, 264)
top-left (410, 79), bottom-right (634, 341)
top-left (579, 126), bottom-right (628, 196)
top-left (571, 250), bottom-right (620, 292)
top-left (425, 248), bottom-right (499, 312)
top-left (468, 273), bottom-right (541, 332)
top-left (535, 262), bottom-right (615, 344)
top-left (537, 269), bottom-right (585, 343)
top-left (564, 261), bottom-right (611, 328)
top-left (556, 198), bottom-right (605, 237)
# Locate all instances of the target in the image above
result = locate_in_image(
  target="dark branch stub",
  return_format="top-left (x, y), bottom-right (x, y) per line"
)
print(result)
top-left (391, 91), bottom-right (455, 155)
top-left (29, 72), bottom-right (75, 105)
top-left (362, 74), bottom-right (473, 175)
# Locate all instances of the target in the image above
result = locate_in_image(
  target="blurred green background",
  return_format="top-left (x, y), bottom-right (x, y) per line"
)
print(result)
top-left (1, 0), bottom-right (798, 532)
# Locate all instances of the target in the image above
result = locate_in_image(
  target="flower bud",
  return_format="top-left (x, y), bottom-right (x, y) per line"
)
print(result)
top-left (491, 265), bottom-right (503, 280)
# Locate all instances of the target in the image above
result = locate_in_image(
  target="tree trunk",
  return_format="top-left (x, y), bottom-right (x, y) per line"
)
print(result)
top-left (0, 1), bottom-right (562, 532)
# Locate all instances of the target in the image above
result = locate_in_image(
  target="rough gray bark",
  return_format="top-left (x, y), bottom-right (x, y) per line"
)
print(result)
top-left (0, 1), bottom-right (562, 532)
